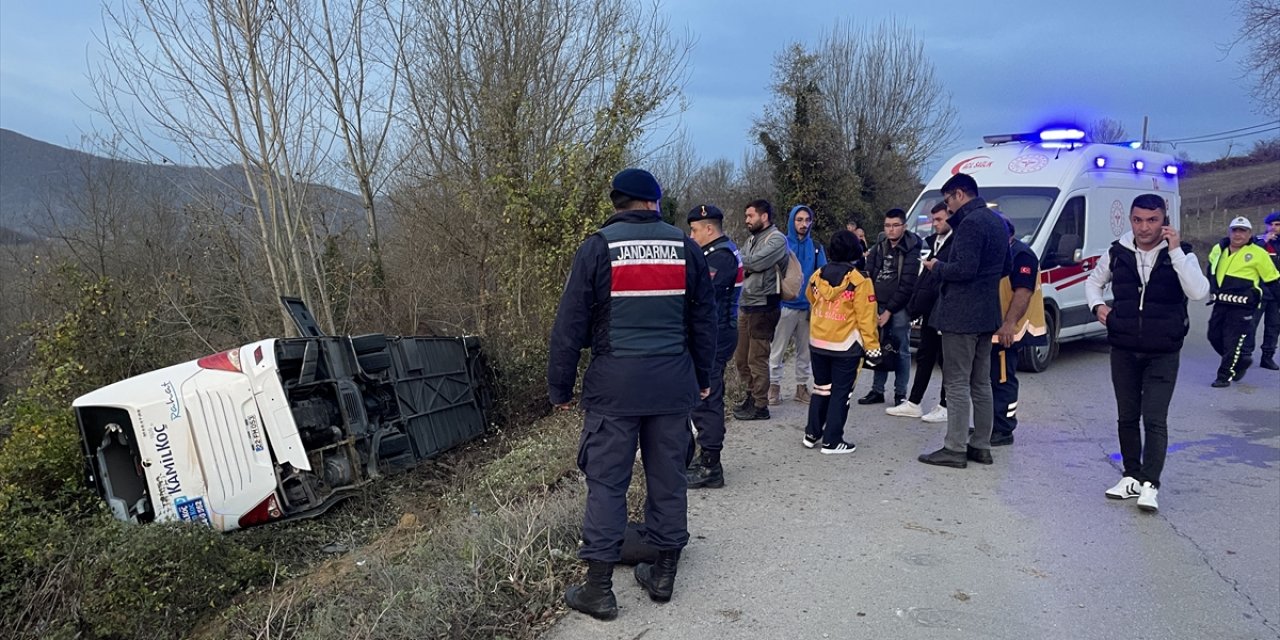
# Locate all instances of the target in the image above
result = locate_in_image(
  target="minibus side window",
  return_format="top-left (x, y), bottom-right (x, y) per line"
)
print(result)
top-left (1043, 196), bottom-right (1086, 268)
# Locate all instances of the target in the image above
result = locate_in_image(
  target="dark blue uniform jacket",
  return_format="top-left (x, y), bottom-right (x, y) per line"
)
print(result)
top-left (548, 210), bottom-right (717, 416)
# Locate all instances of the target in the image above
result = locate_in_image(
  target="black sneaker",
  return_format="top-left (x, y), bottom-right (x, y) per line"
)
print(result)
top-left (1262, 356), bottom-right (1279, 370)
top-left (733, 405), bottom-right (770, 421)
top-left (918, 447), bottom-right (967, 468)
top-left (736, 394), bottom-right (755, 412)
top-left (820, 441), bottom-right (857, 455)
top-left (857, 391), bottom-right (885, 405)
top-left (966, 445), bottom-right (993, 465)
top-left (990, 432), bottom-right (1014, 447)
top-left (1211, 378), bottom-right (1231, 388)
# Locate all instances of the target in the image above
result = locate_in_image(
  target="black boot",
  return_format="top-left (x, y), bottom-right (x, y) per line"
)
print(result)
top-left (687, 450), bottom-right (724, 489)
top-left (565, 561), bottom-right (618, 620)
top-left (1261, 354), bottom-right (1278, 370)
top-left (635, 549), bottom-right (681, 602)
top-left (735, 394), bottom-right (754, 412)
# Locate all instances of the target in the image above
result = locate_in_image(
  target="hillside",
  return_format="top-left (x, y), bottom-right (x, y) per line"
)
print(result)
top-left (0, 129), bottom-right (364, 244)
top-left (1179, 159), bottom-right (1280, 245)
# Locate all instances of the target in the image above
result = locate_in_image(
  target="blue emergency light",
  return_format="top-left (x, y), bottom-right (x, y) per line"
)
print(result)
top-left (1164, 164), bottom-right (1179, 176)
top-left (1094, 157), bottom-right (1107, 168)
top-left (1038, 128), bottom-right (1086, 142)
top-left (1133, 160), bottom-right (1145, 172)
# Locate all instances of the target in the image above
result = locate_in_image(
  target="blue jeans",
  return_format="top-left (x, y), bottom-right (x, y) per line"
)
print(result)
top-left (872, 309), bottom-right (911, 398)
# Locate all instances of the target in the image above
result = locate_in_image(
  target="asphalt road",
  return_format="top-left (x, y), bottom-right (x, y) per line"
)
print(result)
top-left (545, 302), bottom-right (1280, 640)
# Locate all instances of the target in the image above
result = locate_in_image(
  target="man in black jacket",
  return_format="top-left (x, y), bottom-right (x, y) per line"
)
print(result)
top-left (686, 204), bottom-right (743, 489)
top-left (858, 208), bottom-right (920, 407)
top-left (918, 173), bottom-right (1007, 469)
top-left (549, 168), bottom-right (717, 618)
top-left (1084, 193), bottom-right (1209, 513)
top-left (890, 202), bottom-right (951, 422)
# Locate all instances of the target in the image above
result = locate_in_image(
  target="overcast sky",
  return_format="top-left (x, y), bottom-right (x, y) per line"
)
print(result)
top-left (1, 0), bottom-right (1274, 169)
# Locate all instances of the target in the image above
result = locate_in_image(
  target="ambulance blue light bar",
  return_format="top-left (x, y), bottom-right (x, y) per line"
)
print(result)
top-left (983, 127), bottom-right (1088, 145)
top-left (1164, 164), bottom-right (1179, 176)
top-left (1039, 128), bottom-right (1086, 142)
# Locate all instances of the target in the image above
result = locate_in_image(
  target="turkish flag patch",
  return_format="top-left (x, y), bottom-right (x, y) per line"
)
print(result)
top-left (1019, 266), bottom-right (1032, 275)
top-left (868, 294), bottom-right (877, 302)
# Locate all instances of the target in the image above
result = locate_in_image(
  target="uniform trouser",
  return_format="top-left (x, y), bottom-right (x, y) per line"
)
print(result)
top-left (991, 344), bottom-right (1020, 435)
top-left (1110, 348), bottom-right (1178, 488)
top-left (806, 352), bottom-right (862, 446)
top-left (871, 309), bottom-right (912, 398)
top-left (577, 412), bottom-right (690, 562)
top-left (908, 323), bottom-right (946, 407)
top-left (691, 362), bottom-right (728, 454)
top-left (769, 307), bottom-right (812, 386)
top-left (941, 332), bottom-right (994, 452)
top-left (1208, 304), bottom-right (1254, 381)
top-left (735, 307), bottom-right (780, 409)
top-left (1245, 298), bottom-right (1280, 358)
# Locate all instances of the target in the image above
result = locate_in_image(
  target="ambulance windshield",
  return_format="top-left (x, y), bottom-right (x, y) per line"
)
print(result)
top-left (908, 187), bottom-right (1059, 244)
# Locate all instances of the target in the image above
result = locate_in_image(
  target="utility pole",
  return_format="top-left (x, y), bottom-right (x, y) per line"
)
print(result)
top-left (1141, 116), bottom-right (1149, 149)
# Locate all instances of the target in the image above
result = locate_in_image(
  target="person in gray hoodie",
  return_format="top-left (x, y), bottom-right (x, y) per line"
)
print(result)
top-left (733, 199), bottom-right (789, 420)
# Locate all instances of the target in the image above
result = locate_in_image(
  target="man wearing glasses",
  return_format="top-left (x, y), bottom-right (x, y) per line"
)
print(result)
top-left (918, 173), bottom-right (1008, 468)
top-left (858, 208), bottom-right (921, 407)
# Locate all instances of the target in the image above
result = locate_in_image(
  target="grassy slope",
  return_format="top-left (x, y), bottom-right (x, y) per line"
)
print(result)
top-left (1177, 160), bottom-right (1280, 251)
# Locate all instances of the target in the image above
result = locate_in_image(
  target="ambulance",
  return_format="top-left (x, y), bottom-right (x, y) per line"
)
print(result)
top-left (906, 127), bottom-right (1181, 372)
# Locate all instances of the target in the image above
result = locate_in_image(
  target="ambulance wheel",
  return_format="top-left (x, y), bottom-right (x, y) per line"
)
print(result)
top-left (1019, 313), bottom-right (1057, 373)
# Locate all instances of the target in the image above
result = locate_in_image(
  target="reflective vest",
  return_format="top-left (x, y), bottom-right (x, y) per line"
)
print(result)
top-left (994, 240), bottom-right (1047, 346)
top-left (596, 220), bottom-right (689, 357)
top-left (1208, 240), bottom-right (1280, 308)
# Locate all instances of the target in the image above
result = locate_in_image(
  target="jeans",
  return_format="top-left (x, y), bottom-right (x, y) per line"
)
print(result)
top-left (908, 322), bottom-right (946, 407)
top-left (769, 307), bottom-right (812, 385)
top-left (1110, 348), bottom-right (1179, 488)
top-left (872, 309), bottom-right (911, 398)
top-left (735, 307), bottom-right (780, 409)
top-left (941, 332), bottom-right (994, 452)
top-left (806, 352), bottom-right (862, 446)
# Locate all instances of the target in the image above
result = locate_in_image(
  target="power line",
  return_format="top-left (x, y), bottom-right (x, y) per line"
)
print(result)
top-left (1154, 120), bottom-right (1280, 144)
top-left (1150, 124), bottom-right (1280, 146)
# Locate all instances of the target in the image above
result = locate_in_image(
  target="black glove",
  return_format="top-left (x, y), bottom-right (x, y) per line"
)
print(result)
top-left (863, 348), bottom-right (883, 369)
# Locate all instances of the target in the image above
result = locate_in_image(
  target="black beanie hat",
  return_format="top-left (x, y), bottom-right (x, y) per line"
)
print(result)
top-left (828, 229), bottom-right (863, 263)
top-left (611, 168), bottom-right (662, 202)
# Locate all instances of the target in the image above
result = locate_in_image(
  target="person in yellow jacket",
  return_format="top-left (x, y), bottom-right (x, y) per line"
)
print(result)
top-left (988, 216), bottom-right (1047, 446)
top-left (1207, 216), bottom-right (1280, 386)
top-left (803, 230), bottom-right (881, 454)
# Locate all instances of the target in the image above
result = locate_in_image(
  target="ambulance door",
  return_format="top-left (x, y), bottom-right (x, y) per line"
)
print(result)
top-left (1039, 192), bottom-right (1093, 340)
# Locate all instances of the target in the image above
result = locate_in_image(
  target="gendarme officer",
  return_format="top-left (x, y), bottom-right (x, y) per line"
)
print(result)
top-left (548, 168), bottom-right (716, 620)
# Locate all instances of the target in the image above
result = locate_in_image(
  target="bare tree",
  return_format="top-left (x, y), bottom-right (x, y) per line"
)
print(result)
top-left (1087, 117), bottom-right (1129, 144)
top-left (392, 0), bottom-right (690, 336)
top-left (1233, 0), bottom-right (1280, 116)
top-left (816, 20), bottom-right (958, 181)
top-left (94, 0), bottom-right (338, 335)
top-left (289, 0), bottom-right (405, 306)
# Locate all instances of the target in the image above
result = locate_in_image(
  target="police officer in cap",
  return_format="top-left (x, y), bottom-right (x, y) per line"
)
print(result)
top-left (685, 204), bottom-right (743, 489)
top-left (549, 168), bottom-right (717, 619)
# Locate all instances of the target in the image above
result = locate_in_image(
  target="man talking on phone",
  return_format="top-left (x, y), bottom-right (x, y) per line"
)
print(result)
top-left (1085, 194), bottom-right (1209, 512)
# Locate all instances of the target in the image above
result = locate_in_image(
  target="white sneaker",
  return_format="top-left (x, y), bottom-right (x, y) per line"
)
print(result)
top-left (1105, 476), bottom-right (1141, 500)
top-left (802, 434), bottom-right (820, 449)
top-left (921, 405), bottom-right (948, 423)
top-left (1137, 482), bottom-right (1159, 512)
top-left (886, 400), bottom-right (923, 418)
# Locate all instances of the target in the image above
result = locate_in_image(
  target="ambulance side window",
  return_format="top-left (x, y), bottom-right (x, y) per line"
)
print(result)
top-left (1044, 196), bottom-right (1086, 267)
